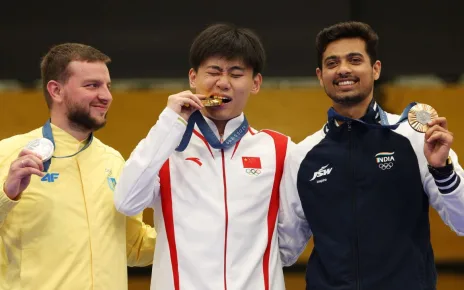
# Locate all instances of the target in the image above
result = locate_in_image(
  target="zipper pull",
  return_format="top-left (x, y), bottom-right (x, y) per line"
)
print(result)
top-left (347, 120), bottom-right (352, 131)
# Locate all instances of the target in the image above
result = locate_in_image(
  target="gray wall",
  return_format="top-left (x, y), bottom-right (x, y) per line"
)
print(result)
top-left (1, 0), bottom-right (462, 85)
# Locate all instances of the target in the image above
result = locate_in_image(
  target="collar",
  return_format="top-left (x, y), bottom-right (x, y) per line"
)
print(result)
top-left (200, 113), bottom-right (246, 140)
top-left (326, 99), bottom-right (381, 131)
top-left (49, 123), bottom-right (91, 156)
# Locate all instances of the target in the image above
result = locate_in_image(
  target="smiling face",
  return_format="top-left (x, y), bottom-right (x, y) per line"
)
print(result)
top-left (189, 56), bottom-right (262, 121)
top-left (316, 37), bottom-right (381, 106)
top-left (59, 60), bottom-right (112, 132)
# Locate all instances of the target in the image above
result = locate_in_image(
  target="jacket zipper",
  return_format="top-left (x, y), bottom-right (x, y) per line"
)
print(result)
top-left (348, 121), bottom-right (360, 290)
top-left (221, 149), bottom-right (229, 290)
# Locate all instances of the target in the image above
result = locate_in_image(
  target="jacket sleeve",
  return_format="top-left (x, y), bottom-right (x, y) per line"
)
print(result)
top-left (0, 141), bottom-right (21, 228)
top-left (112, 148), bottom-right (157, 267)
top-left (125, 212), bottom-right (157, 267)
top-left (278, 141), bottom-right (312, 266)
top-left (0, 187), bottom-right (19, 229)
top-left (424, 148), bottom-right (464, 235)
top-left (114, 107), bottom-right (187, 216)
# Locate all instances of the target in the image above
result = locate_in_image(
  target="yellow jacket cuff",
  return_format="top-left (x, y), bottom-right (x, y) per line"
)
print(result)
top-left (0, 185), bottom-right (19, 219)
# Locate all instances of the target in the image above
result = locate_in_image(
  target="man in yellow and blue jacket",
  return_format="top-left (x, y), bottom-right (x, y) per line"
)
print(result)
top-left (0, 43), bottom-right (155, 290)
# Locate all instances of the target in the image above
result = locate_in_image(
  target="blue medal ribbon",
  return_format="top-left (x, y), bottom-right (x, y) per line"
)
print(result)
top-left (327, 102), bottom-right (417, 129)
top-left (175, 111), bottom-right (249, 152)
top-left (41, 120), bottom-right (93, 172)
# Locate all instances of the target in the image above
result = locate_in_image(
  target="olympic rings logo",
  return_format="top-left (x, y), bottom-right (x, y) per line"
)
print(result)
top-left (246, 168), bottom-right (261, 176)
top-left (378, 162), bottom-right (394, 170)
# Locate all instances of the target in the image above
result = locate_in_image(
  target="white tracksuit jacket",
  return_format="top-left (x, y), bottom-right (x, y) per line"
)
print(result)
top-left (114, 107), bottom-right (306, 290)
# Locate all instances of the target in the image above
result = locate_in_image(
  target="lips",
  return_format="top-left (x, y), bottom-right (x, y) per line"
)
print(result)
top-left (92, 105), bottom-right (108, 111)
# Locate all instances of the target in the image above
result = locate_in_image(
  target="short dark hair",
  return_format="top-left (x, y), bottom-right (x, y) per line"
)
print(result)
top-left (189, 23), bottom-right (266, 76)
top-left (316, 21), bottom-right (379, 69)
top-left (40, 43), bottom-right (111, 109)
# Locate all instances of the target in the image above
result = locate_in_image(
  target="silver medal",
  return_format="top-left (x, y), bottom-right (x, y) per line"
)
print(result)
top-left (25, 138), bottom-right (54, 162)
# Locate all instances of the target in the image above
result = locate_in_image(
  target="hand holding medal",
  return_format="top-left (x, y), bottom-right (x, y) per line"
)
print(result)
top-left (24, 138), bottom-right (54, 162)
top-left (408, 103), bottom-right (454, 168)
top-left (167, 90), bottom-right (205, 121)
top-left (3, 140), bottom-right (52, 200)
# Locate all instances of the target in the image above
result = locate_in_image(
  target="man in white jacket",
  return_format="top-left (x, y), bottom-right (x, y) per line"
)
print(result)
top-left (114, 23), bottom-right (309, 290)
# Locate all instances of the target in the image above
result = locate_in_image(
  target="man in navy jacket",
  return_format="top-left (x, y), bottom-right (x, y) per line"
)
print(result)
top-left (278, 21), bottom-right (464, 290)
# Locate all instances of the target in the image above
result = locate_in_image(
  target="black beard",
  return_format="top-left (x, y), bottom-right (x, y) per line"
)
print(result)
top-left (67, 106), bottom-right (107, 133)
top-left (327, 93), bottom-right (367, 106)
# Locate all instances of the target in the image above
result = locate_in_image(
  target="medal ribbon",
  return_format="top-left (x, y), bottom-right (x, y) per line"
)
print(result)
top-left (175, 111), bottom-right (249, 152)
top-left (327, 102), bottom-right (417, 129)
top-left (41, 119), bottom-right (93, 172)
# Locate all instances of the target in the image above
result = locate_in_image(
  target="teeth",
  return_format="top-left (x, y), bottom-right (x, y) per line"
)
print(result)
top-left (210, 95), bottom-right (229, 100)
top-left (215, 96), bottom-right (231, 102)
top-left (338, 81), bottom-right (355, 86)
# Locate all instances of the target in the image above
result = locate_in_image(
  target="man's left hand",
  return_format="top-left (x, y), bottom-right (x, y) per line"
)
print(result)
top-left (424, 117), bottom-right (453, 167)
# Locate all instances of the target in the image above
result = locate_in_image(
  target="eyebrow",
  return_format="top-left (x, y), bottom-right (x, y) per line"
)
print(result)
top-left (83, 79), bottom-right (112, 87)
top-left (324, 52), bottom-right (364, 62)
top-left (206, 65), bottom-right (245, 71)
top-left (83, 79), bottom-right (111, 84)
top-left (347, 52), bottom-right (364, 58)
top-left (324, 55), bottom-right (339, 63)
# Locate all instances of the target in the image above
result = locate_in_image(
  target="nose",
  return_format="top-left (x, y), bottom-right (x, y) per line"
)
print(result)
top-left (99, 86), bottom-right (113, 103)
top-left (215, 74), bottom-right (231, 91)
top-left (337, 60), bottom-right (352, 75)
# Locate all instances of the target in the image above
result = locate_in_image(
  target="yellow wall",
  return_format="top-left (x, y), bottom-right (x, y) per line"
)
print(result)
top-left (1, 87), bottom-right (463, 262)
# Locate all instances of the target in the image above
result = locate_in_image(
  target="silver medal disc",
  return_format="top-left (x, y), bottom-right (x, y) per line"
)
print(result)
top-left (24, 138), bottom-right (54, 162)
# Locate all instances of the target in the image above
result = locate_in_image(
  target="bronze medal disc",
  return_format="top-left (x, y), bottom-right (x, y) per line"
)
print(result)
top-left (408, 103), bottom-right (438, 133)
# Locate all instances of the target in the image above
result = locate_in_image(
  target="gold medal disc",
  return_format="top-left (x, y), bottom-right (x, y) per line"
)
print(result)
top-left (184, 95), bottom-right (230, 107)
top-left (407, 103), bottom-right (438, 133)
top-left (202, 96), bottom-right (223, 107)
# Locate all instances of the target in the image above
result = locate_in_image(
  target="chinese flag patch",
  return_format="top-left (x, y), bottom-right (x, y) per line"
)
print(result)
top-left (242, 157), bottom-right (262, 169)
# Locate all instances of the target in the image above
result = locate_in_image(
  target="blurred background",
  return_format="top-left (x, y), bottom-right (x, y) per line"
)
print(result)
top-left (1, 0), bottom-right (463, 289)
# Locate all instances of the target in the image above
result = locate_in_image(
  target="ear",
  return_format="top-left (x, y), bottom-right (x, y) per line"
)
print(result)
top-left (250, 73), bottom-right (263, 94)
top-left (188, 68), bottom-right (197, 89)
top-left (373, 60), bottom-right (381, 81)
top-left (46, 80), bottom-right (65, 104)
top-left (316, 68), bottom-right (324, 87)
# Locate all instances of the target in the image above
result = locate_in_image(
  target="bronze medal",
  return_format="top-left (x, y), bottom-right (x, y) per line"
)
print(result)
top-left (407, 103), bottom-right (438, 133)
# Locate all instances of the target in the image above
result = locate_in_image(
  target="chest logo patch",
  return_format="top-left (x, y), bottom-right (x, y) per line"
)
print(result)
top-left (376, 152), bottom-right (395, 170)
top-left (106, 168), bottom-right (117, 191)
top-left (310, 164), bottom-right (333, 183)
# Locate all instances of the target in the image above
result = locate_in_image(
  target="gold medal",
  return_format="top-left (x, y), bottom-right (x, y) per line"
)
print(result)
top-left (202, 96), bottom-right (224, 107)
top-left (184, 95), bottom-right (231, 107)
top-left (407, 103), bottom-right (438, 133)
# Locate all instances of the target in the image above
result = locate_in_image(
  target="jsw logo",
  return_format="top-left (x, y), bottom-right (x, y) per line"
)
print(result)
top-left (310, 164), bottom-right (333, 181)
top-left (41, 173), bottom-right (59, 182)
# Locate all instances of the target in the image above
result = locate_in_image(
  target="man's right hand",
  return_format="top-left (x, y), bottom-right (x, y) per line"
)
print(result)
top-left (167, 90), bottom-right (205, 121)
top-left (3, 149), bottom-right (45, 200)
